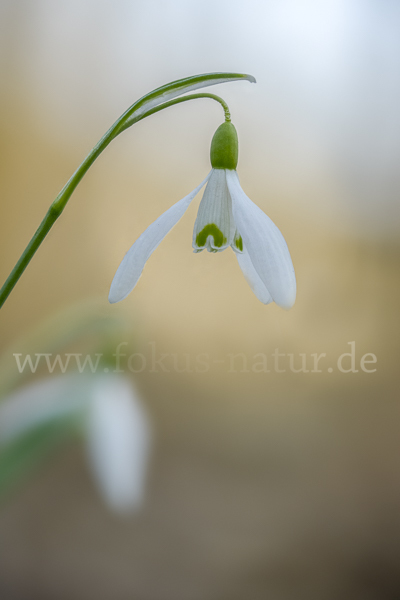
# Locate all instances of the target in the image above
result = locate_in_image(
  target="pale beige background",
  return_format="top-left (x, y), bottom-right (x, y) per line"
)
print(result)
top-left (0, 1), bottom-right (399, 599)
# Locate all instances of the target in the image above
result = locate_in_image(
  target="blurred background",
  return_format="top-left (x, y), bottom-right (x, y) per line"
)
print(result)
top-left (0, 1), bottom-right (400, 598)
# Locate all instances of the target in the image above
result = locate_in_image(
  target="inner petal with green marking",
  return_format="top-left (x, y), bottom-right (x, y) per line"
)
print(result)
top-left (192, 169), bottom-right (235, 253)
top-left (195, 224), bottom-right (227, 249)
top-left (233, 232), bottom-right (243, 252)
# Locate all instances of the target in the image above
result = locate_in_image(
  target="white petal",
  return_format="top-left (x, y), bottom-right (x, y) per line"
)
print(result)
top-left (226, 170), bottom-right (296, 309)
top-left (236, 248), bottom-right (273, 304)
top-left (192, 169), bottom-right (235, 252)
top-left (109, 173), bottom-right (211, 303)
top-left (86, 375), bottom-right (150, 513)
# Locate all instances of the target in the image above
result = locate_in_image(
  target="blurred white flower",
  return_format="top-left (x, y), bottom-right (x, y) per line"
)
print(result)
top-left (0, 373), bottom-right (151, 513)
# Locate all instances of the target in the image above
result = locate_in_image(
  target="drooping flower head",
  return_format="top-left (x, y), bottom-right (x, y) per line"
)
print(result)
top-left (109, 119), bottom-right (296, 309)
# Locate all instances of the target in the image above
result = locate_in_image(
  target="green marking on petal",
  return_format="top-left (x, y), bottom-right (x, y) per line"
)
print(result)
top-left (196, 224), bottom-right (227, 248)
top-left (235, 236), bottom-right (243, 251)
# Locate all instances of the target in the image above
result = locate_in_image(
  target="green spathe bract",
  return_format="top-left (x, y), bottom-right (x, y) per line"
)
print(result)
top-left (210, 122), bottom-right (238, 170)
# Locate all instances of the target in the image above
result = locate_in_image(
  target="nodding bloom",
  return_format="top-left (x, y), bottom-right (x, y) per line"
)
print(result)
top-left (109, 122), bottom-right (296, 309)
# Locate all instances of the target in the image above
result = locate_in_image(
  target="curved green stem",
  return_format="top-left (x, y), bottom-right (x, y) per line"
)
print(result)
top-left (0, 72), bottom-right (255, 309)
top-left (134, 93), bottom-right (232, 123)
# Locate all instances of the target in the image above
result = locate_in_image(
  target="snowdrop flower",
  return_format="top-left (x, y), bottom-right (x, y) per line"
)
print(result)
top-left (109, 122), bottom-right (296, 308)
top-left (0, 374), bottom-right (151, 513)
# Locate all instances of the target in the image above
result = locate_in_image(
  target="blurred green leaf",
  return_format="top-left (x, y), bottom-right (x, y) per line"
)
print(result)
top-left (0, 416), bottom-right (80, 499)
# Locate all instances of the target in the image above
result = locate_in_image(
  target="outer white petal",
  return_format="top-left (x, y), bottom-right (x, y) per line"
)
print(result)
top-left (86, 375), bottom-right (151, 513)
top-left (226, 170), bottom-right (296, 309)
top-left (236, 248), bottom-right (273, 304)
top-left (192, 169), bottom-right (235, 252)
top-left (109, 173), bottom-right (211, 303)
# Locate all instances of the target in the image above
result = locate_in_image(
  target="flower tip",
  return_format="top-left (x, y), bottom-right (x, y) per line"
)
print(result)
top-left (281, 301), bottom-right (295, 311)
top-left (108, 288), bottom-right (123, 304)
top-left (108, 277), bottom-right (132, 304)
top-left (246, 74), bottom-right (257, 84)
top-left (277, 289), bottom-right (296, 311)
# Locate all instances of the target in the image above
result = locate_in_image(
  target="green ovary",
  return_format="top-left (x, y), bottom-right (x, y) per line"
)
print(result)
top-left (196, 224), bottom-right (226, 248)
